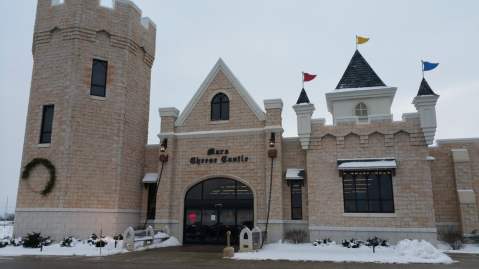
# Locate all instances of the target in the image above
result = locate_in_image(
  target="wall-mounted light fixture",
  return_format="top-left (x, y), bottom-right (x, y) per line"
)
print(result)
top-left (269, 132), bottom-right (276, 148)
top-left (160, 139), bottom-right (168, 153)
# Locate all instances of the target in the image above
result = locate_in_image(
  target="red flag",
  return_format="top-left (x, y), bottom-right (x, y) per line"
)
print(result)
top-left (303, 72), bottom-right (317, 82)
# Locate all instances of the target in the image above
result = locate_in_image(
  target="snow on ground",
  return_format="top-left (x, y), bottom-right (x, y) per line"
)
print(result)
top-left (0, 221), bottom-right (13, 239)
top-left (233, 240), bottom-right (454, 264)
top-left (0, 231), bottom-right (181, 257)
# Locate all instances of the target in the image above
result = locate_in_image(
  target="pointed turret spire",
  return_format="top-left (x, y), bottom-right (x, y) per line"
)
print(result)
top-left (417, 78), bottom-right (438, 96)
top-left (296, 88), bottom-right (310, 104)
top-left (336, 50), bottom-right (385, 89)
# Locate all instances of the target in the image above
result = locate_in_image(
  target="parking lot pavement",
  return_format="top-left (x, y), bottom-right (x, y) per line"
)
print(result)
top-left (1, 246), bottom-right (478, 269)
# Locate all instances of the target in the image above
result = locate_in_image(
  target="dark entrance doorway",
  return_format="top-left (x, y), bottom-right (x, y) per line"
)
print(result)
top-left (183, 178), bottom-right (254, 245)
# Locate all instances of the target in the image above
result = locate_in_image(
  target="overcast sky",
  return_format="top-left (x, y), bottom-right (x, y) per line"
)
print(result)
top-left (1, 0), bottom-right (478, 213)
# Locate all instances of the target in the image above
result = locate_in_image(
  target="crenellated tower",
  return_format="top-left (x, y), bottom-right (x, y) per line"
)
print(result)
top-left (15, 0), bottom-right (156, 240)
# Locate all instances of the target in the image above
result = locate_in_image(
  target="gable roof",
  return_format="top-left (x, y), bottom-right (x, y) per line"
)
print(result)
top-left (336, 50), bottom-right (386, 89)
top-left (175, 58), bottom-right (266, 126)
top-left (417, 78), bottom-right (438, 96)
top-left (296, 88), bottom-right (311, 104)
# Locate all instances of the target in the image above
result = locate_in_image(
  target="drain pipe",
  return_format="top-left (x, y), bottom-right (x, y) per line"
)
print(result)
top-left (262, 133), bottom-right (277, 248)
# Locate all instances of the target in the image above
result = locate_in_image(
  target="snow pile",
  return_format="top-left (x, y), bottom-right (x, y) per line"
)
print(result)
top-left (0, 232), bottom-right (180, 257)
top-left (233, 240), bottom-right (453, 264)
top-left (395, 239), bottom-right (452, 263)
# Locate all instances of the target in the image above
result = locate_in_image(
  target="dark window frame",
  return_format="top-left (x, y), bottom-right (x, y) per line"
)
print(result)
top-left (211, 93), bottom-right (230, 121)
top-left (39, 104), bottom-right (54, 144)
top-left (90, 59), bottom-right (108, 97)
top-left (146, 184), bottom-right (157, 220)
top-left (290, 183), bottom-right (303, 220)
top-left (342, 170), bottom-right (395, 213)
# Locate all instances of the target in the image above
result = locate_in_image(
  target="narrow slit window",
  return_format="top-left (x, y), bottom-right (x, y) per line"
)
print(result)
top-left (291, 183), bottom-right (303, 220)
top-left (90, 59), bottom-right (108, 97)
top-left (39, 105), bottom-right (54, 144)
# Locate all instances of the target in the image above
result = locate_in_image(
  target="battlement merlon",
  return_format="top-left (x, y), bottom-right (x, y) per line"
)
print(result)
top-left (34, 0), bottom-right (156, 57)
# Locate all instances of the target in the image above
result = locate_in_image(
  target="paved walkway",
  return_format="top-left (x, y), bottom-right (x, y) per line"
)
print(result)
top-left (1, 246), bottom-right (478, 269)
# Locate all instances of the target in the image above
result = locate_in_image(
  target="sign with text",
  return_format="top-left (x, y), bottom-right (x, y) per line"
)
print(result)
top-left (190, 148), bottom-right (249, 165)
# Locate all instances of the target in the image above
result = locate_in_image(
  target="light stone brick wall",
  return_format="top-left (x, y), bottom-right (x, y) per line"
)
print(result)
top-left (430, 140), bottom-right (479, 236)
top-left (305, 117), bottom-right (437, 242)
top-left (153, 69), bottom-right (286, 242)
top-left (15, 0), bottom-right (155, 240)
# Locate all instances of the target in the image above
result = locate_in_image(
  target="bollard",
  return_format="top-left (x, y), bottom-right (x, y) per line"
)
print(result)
top-left (223, 231), bottom-right (234, 258)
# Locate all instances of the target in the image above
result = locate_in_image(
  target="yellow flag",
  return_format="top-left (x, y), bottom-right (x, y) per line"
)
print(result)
top-left (356, 35), bottom-right (369, 45)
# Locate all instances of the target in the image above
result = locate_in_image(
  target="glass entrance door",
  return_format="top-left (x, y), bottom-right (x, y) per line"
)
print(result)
top-left (183, 178), bottom-right (254, 245)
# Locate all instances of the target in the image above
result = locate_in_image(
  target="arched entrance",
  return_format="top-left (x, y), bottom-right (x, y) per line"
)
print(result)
top-left (183, 177), bottom-right (254, 244)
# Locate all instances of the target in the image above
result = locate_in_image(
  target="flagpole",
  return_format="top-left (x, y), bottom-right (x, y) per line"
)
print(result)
top-left (421, 61), bottom-right (424, 78)
top-left (302, 72), bottom-right (304, 89)
top-left (355, 35), bottom-right (358, 50)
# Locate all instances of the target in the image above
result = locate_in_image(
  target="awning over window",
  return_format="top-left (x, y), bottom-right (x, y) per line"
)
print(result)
top-left (142, 173), bottom-right (158, 183)
top-left (337, 159), bottom-right (397, 170)
top-left (285, 168), bottom-right (305, 180)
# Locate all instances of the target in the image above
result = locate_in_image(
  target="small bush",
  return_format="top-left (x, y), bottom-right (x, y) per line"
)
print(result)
top-left (312, 238), bottom-right (332, 246)
top-left (61, 236), bottom-right (75, 247)
top-left (113, 234), bottom-right (123, 241)
top-left (0, 240), bottom-right (8, 248)
top-left (442, 231), bottom-right (463, 250)
top-left (284, 230), bottom-right (308, 244)
top-left (22, 233), bottom-right (51, 248)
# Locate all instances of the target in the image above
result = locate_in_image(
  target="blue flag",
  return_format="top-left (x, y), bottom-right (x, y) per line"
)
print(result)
top-left (423, 61), bottom-right (439, 71)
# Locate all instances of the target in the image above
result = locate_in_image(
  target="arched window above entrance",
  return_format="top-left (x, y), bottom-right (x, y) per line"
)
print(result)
top-left (211, 93), bottom-right (229, 121)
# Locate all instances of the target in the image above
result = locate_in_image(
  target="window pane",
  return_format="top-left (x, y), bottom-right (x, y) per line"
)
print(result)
top-left (90, 59), bottom-right (107, 97)
top-left (90, 85), bottom-right (106, 97)
top-left (368, 200), bottom-right (380, 212)
top-left (291, 184), bottom-right (302, 207)
top-left (342, 170), bottom-right (395, 213)
top-left (221, 102), bottom-right (229, 120)
top-left (367, 173), bottom-right (380, 199)
top-left (211, 93), bottom-right (229, 121)
top-left (236, 182), bottom-right (253, 199)
top-left (186, 183), bottom-right (202, 200)
top-left (40, 105), bottom-right (54, 144)
top-left (344, 199), bottom-right (356, 213)
top-left (203, 179), bottom-right (236, 200)
top-left (292, 207), bottom-right (302, 220)
top-left (379, 174), bottom-right (394, 200)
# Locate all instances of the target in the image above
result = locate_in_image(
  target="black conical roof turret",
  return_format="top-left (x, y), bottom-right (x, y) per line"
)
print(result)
top-left (336, 50), bottom-right (385, 89)
top-left (417, 78), bottom-right (438, 96)
top-left (296, 88), bottom-right (310, 104)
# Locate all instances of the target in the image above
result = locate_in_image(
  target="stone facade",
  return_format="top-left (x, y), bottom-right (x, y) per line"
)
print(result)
top-left (15, 0), bottom-right (155, 240)
top-left (14, 0), bottom-right (479, 245)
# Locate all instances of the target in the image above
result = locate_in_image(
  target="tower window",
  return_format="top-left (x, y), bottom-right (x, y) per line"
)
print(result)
top-left (211, 93), bottom-right (229, 121)
top-left (90, 59), bottom-right (108, 97)
top-left (355, 102), bottom-right (368, 117)
top-left (291, 183), bottom-right (303, 220)
top-left (39, 105), bottom-right (54, 144)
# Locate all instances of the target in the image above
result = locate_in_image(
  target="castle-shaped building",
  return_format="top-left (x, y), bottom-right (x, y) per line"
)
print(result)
top-left (15, 0), bottom-right (479, 245)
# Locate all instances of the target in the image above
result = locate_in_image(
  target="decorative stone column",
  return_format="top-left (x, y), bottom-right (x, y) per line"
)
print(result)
top-left (451, 148), bottom-right (479, 235)
top-left (293, 103), bottom-right (315, 149)
top-left (412, 95), bottom-right (439, 145)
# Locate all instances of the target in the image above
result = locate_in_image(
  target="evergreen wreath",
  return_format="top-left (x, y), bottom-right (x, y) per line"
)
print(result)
top-left (21, 158), bottom-right (56, 196)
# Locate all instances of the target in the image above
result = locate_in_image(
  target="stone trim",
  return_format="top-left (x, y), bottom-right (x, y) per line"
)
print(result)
top-left (457, 189), bottom-right (476, 204)
top-left (16, 208), bottom-right (140, 213)
top-left (158, 126), bottom-right (283, 139)
top-left (309, 225), bottom-right (437, 233)
top-left (175, 58), bottom-right (266, 126)
top-left (451, 149), bottom-right (470, 162)
top-left (342, 213), bottom-right (397, 218)
top-left (437, 138), bottom-right (479, 145)
top-left (257, 219), bottom-right (308, 224)
top-left (264, 99), bottom-right (284, 110)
